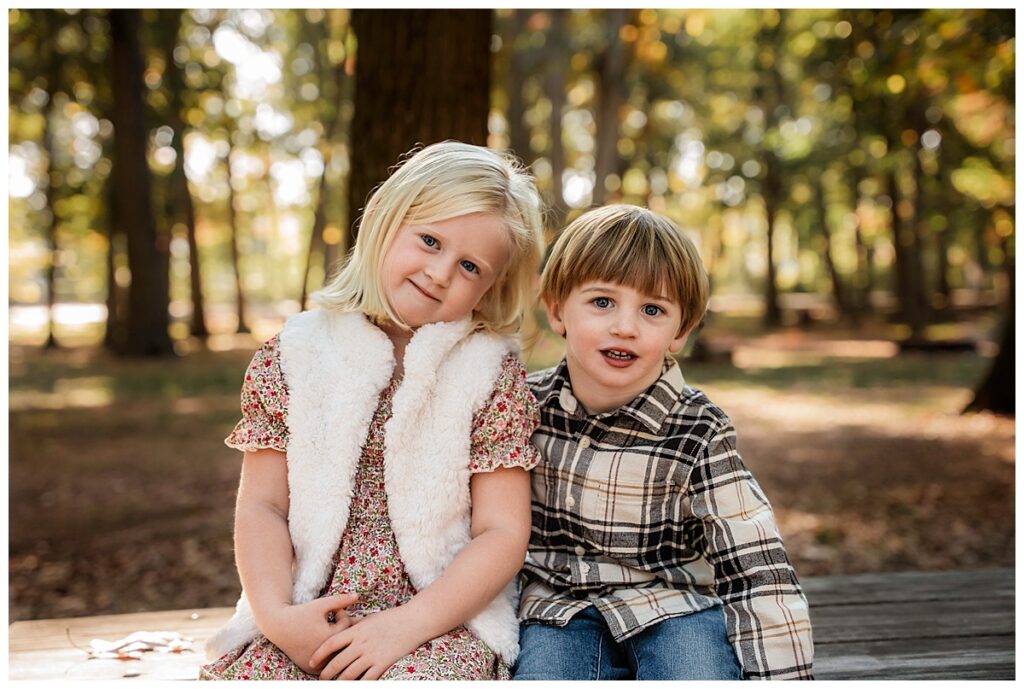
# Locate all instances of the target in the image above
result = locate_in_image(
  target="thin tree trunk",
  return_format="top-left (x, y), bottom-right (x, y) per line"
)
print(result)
top-left (592, 8), bottom-right (628, 208)
top-left (814, 172), bottom-right (848, 317)
top-left (161, 8), bottom-right (208, 339)
top-left (755, 12), bottom-right (785, 327)
top-left (109, 8), bottom-right (174, 356)
top-left (225, 142), bottom-right (249, 333)
top-left (545, 9), bottom-right (568, 231)
top-left (42, 43), bottom-right (61, 349)
top-left (505, 10), bottom-right (531, 166)
top-left (347, 9), bottom-right (490, 248)
top-left (963, 265), bottom-right (1014, 415)
top-left (301, 21), bottom-right (351, 308)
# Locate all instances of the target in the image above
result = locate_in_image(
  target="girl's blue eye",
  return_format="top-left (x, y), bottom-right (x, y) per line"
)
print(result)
top-left (421, 234), bottom-right (438, 248)
top-left (460, 260), bottom-right (478, 274)
top-left (593, 297), bottom-right (611, 309)
top-left (643, 304), bottom-right (662, 316)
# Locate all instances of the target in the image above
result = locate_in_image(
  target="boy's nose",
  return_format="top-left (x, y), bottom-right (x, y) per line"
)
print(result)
top-left (610, 313), bottom-right (639, 337)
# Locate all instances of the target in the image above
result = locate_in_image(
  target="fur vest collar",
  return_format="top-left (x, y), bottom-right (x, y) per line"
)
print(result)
top-left (206, 310), bottom-right (521, 663)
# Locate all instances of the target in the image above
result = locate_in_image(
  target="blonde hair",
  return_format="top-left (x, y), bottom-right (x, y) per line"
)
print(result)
top-left (541, 204), bottom-right (709, 336)
top-left (312, 141), bottom-right (545, 339)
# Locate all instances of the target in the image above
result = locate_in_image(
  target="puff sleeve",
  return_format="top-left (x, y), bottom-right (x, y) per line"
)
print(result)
top-left (468, 354), bottom-right (541, 473)
top-left (224, 336), bottom-right (290, 453)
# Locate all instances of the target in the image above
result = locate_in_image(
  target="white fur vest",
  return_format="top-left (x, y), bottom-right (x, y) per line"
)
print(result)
top-left (206, 309), bottom-right (522, 663)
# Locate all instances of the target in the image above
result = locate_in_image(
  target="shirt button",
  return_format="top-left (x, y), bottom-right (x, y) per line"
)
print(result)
top-left (565, 496), bottom-right (576, 508)
top-left (574, 545), bottom-right (586, 556)
top-left (579, 437), bottom-right (591, 449)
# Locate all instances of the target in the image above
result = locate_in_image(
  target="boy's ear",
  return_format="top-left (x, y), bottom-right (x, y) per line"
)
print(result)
top-left (667, 329), bottom-right (689, 355)
top-left (542, 295), bottom-right (567, 337)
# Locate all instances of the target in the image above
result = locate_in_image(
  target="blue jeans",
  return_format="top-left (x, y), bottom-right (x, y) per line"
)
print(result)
top-left (512, 605), bottom-right (743, 680)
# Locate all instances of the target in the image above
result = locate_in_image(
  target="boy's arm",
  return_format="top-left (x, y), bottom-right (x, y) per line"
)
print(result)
top-left (687, 424), bottom-right (814, 680)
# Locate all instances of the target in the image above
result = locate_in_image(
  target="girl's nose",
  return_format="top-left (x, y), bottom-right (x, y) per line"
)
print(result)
top-left (424, 258), bottom-right (453, 288)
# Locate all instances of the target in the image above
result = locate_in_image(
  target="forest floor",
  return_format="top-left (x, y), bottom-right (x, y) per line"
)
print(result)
top-left (9, 312), bottom-right (1015, 622)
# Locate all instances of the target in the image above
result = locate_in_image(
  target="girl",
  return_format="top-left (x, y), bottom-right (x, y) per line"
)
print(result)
top-left (200, 141), bottom-right (545, 680)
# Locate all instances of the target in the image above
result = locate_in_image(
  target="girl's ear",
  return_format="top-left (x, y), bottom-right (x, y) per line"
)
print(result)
top-left (543, 295), bottom-right (566, 337)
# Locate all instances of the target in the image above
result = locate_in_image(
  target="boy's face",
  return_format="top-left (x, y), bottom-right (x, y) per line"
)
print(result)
top-left (544, 280), bottom-right (689, 415)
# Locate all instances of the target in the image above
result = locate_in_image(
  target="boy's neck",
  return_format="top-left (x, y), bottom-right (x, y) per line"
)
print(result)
top-left (564, 356), bottom-right (666, 416)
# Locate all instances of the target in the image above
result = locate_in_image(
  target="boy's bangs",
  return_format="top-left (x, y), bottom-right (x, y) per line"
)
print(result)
top-left (578, 227), bottom-right (681, 303)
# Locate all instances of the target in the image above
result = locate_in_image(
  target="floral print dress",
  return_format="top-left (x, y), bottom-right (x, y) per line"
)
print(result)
top-left (200, 336), bottom-right (540, 680)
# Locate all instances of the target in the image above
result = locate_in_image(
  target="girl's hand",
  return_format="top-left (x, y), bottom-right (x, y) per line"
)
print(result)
top-left (311, 606), bottom-right (425, 680)
top-left (261, 593), bottom-right (360, 675)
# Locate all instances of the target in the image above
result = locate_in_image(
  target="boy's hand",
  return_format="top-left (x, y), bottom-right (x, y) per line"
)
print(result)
top-left (311, 606), bottom-right (425, 680)
top-left (262, 593), bottom-right (359, 675)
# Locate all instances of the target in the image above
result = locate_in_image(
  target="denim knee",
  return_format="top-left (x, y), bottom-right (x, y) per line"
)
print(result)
top-left (625, 605), bottom-right (743, 680)
top-left (512, 608), bottom-right (629, 681)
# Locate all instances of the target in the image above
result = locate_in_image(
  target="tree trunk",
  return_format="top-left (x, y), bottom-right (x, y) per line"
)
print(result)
top-left (505, 10), bottom-right (531, 166)
top-left (41, 22), bottom-right (61, 350)
top-left (544, 9), bottom-right (569, 231)
top-left (301, 21), bottom-right (351, 308)
top-left (814, 173), bottom-right (848, 317)
top-left (964, 267), bottom-right (1014, 415)
top-left (346, 9), bottom-right (490, 248)
top-left (886, 164), bottom-right (924, 336)
top-left (109, 9), bottom-right (174, 356)
top-left (160, 8), bottom-right (208, 339)
top-left (755, 13), bottom-right (785, 327)
top-left (225, 142), bottom-right (249, 333)
top-left (592, 8), bottom-right (628, 207)
top-left (761, 156), bottom-right (782, 327)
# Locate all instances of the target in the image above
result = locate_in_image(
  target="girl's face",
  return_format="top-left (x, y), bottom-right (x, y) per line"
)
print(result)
top-left (380, 212), bottom-right (511, 329)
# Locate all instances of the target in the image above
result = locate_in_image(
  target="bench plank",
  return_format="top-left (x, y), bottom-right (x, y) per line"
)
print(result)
top-left (8, 569), bottom-right (1014, 680)
top-left (8, 607), bottom-right (233, 681)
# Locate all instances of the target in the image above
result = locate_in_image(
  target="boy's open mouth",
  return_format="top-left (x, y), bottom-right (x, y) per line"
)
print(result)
top-left (601, 348), bottom-right (637, 366)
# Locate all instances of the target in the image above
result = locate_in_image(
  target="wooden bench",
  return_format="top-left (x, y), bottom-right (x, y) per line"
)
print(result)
top-left (9, 568), bottom-right (1013, 680)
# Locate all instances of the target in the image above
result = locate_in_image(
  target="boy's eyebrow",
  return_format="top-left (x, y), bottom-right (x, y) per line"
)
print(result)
top-left (579, 284), bottom-right (673, 302)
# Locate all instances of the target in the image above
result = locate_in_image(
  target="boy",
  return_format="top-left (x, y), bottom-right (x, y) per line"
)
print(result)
top-left (513, 205), bottom-right (813, 680)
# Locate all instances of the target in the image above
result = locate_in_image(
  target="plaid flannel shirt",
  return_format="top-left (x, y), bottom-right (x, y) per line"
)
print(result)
top-left (519, 358), bottom-right (814, 680)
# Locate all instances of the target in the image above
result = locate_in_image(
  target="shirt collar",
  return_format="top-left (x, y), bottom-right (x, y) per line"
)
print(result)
top-left (543, 357), bottom-right (686, 433)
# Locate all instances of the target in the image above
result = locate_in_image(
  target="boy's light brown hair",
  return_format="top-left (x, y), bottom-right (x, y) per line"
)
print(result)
top-left (540, 204), bottom-right (710, 336)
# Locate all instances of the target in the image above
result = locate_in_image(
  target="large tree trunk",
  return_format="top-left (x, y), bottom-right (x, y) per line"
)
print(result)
top-left (160, 8), bottom-right (208, 339)
top-left (964, 267), bottom-right (1014, 415)
top-left (544, 9), bottom-right (569, 231)
top-left (109, 9), bottom-right (174, 356)
top-left (346, 9), bottom-right (490, 248)
top-left (592, 8), bottom-right (628, 207)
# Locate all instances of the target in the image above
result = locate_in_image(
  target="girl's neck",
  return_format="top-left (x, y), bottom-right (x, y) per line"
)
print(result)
top-left (378, 319), bottom-right (414, 380)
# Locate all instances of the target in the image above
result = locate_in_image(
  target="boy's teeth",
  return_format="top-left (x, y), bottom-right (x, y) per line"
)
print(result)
top-left (605, 350), bottom-right (633, 359)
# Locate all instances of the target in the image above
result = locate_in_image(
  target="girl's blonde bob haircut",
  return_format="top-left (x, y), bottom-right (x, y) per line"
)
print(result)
top-left (312, 141), bottom-right (544, 338)
top-left (541, 204), bottom-right (710, 337)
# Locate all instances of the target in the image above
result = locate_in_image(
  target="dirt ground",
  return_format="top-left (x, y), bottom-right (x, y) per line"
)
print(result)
top-left (8, 326), bottom-right (1015, 622)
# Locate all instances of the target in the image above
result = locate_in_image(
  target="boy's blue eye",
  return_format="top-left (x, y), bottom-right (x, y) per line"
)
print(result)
top-left (460, 260), bottom-right (478, 274)
top-left (420, 234), bottom-right (438, 248)
top-left (643, 304), bottom-right (662, 316)
top-left (593, 297), bottom-right (612, 309)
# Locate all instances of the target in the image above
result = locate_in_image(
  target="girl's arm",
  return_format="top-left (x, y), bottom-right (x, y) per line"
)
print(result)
top-left (310, 465), bottom-right (532, 680)
top-left (234, 449), bottom-right (358, 673)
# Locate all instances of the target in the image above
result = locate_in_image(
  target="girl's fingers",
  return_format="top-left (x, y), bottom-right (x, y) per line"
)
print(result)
top-left (309, 630), bottom-right (352, 670)
top-left (361, 664), bottom-right (386, 681)
top-left (320, 645), bottom-right (359, 681)
top-left (340, 655), bottom-right (374, 681)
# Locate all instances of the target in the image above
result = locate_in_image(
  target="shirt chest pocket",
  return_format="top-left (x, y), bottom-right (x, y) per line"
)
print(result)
top-left (577, 447), bottom-right (684, 550)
